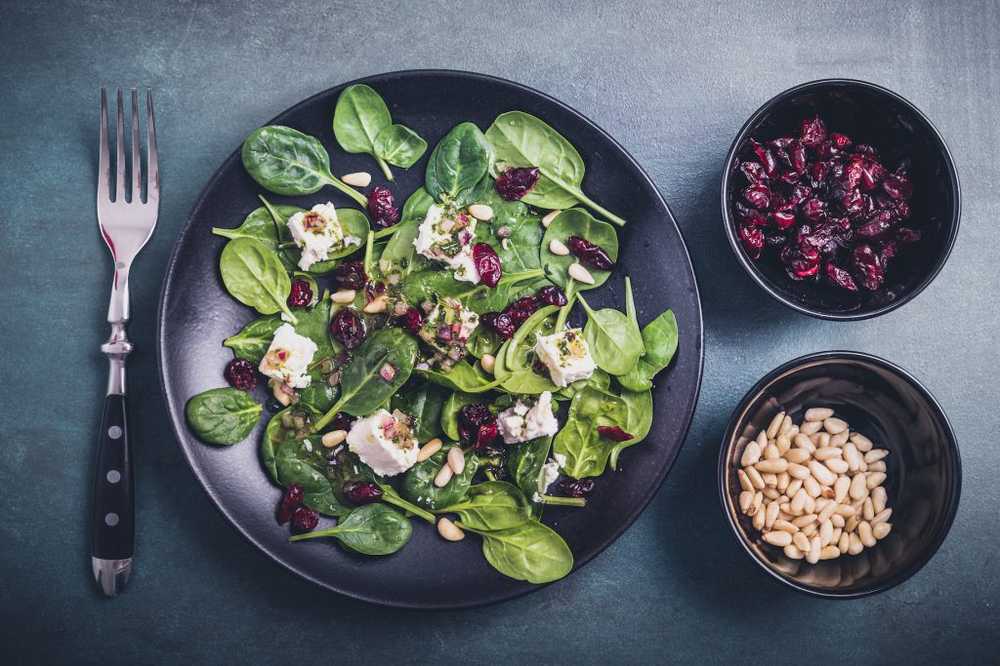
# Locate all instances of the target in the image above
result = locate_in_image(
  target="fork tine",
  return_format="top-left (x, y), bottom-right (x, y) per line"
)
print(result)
top-left (115, 89), bottom-right (126, 202)
top-left (98, 89), bottom-right (110, 203)
top-left (146, 90), bottom-right (159, 204)
top-left (130, 89), bottom-right (141, 203)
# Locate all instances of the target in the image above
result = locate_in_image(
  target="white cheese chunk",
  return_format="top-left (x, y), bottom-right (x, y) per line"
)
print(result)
top-left (533, 328), bottom-right (597, 387)
top-left (258, 323), bottom-right (317, 389)
top-left (287, 202), bottom-right (360, 271)
top-left (413, 204), bottom-right (480, 283)
top-left (538, 458), bottom-right (561, 495)
top-left (498, 391), bottom-right (559, 444)
top-left (347, 409), bottom-right (419, 477)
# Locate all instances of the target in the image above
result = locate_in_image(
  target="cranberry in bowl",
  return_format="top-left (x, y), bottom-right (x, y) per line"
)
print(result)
top-left (722, 79), bottom-right (960, 320)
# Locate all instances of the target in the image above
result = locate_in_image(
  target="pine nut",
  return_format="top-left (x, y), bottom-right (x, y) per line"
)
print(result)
top-left (800, 420), bottom-right (823, 435)
top-left (567, 262), bottom-right (595, 284)
top-left (793, 532), bottom-right (811, 552)
top-left (836, 504), bottom-right (857, 517)
top-left (868, 460), bottom-right (886, 472)
top-left (834, 475), bottom-right (850, 503)
top-left (468, 204), bottom-right (494, 221)
top-left (850, 433), bottom-right (874, 452)
top-left (807, 536), bottom-right (822, 564)
top-left (802, 523), bottom-right (818, 537)
top-left (818, 501), bottom-right (838, 523)
top-left (819, 519), bottom-right (834, 546)
top-left (838, 532), bottom-right (850, 553)
top-left (541, 210), bottom-right (561, 227)
top-left (739, 490), bottom-right (753, 513)
top-left (785, 448), bottom-right (810, 464)
top-left (787, 462), bottom-right (810, 479)
top-left (830, 430), bottom-right (849, 446)
top-left (831, 514), bottom-right (845, 528)
top-left (773, 519), bottom-right (798, 533)
top-left (762, 472), bottom-right (778, 487)
top-left (865, 449), bottom-right (889, 463)
top-left (804, 493), bottom-right (816, 514)
top-left (447, 446), bottom-right (466, 475)
top-left (803, 476), bottom-right (822, 498)
top-left (548, 238), bottom-right (570, 255)
top-left (755, 430), bottom-right (768, 448)
top-left (332, 289), bottom-right (356, 304)
top-left (820, 545), bottom-right (841, 560)
top-left (776, 434), bottom-right (792, 453)
top-left (437, 517), bottom-right (465, 541)
top-left (831, 526), bottom-right (842, 544)
top-left (848, 532), bottom-right (864, 555)
top-left (786, 478), bottom-right (803, 498)
top-left (480, 353), bottom-right (496, 374)
top-left (763, 487), bottom-right (780, 500)
top-left (872, 508), bottom-right (892, 525)
top-left (763, 530), bottom-right (792, 547)
top-left (809, 460), bottom-right (837, 486)
top-left (817, 432), bottom-right (831, 448)
top-left (858, 521), bottom-right (876, 548)
top-left (363, 294), bottom-right (388, 313)
top-left (813, 447), bottom-right (842, 461)
top-left (872, 522), bottom-right (892, 540)
top-left (825, 458), bottom-right (849, 475)
top-left (790, 489), bottom-right (808, 514)
top-left (777, 472), bottom-right (790, 492)
top-left (843, 442), bottom-right (863, 471)
top-left (417, 438), bottom-right (443, 462)
top-left (341, 171), bottom-right (372, 187)
top-left (863, 497), bottom-right (875, 521)
top-left (321, 429), bottom-right (347, 448)
top-left (805, 407), bottom-right (834, 422)
top-left (755, 459), bottom-right (788, 474)
top-left (753, 508), bottom-right (766, 530)
top-left (793, 433), bottom-right (816, 452)
top-left (764, 501), bottom-right (780, 529)
top-left (764, 443), bottom-right (780, 460)
top-left (433, 462), bottom-right (454, 488)
top-left (784, 544), bottom-right (804, 559)
top-left (849, 473), bottom-right (869, 500)
top-left (751, 491), bottom-right (763, 516)
top-left (823, 417), bottom-right (848, 434)
top-left (738, 469), bottom-right (753, 492)
top-left (779, 415), bottom-right (794, 436)
top-left (766, 411), bottom-right (786, 439)
top-left (872, 486), bottom-right (887, 513)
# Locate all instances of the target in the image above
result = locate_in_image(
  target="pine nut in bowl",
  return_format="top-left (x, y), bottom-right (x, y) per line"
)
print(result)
top-left (718, 351), bottom-right (961, 598)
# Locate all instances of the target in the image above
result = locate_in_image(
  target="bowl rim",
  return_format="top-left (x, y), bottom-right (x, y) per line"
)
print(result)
top-left (720, 77), bottom-right (962, 321)
top-left (717, 349), bottom-right (962, 598)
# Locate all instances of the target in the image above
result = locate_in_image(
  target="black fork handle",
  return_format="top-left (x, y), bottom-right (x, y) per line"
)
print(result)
top-left (91, 393), bottom-right (134, 595)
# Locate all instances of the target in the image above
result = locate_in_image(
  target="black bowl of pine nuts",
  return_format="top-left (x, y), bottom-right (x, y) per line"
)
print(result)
top-left (719, 351), bottom-right (961, 597)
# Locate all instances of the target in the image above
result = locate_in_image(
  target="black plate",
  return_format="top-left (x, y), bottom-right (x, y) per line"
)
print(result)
top-left (158, 70), bottom-right (703, 608)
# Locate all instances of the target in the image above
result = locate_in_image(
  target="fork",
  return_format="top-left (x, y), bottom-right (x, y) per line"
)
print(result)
top-left (92, 88), bottom-right (159, 597)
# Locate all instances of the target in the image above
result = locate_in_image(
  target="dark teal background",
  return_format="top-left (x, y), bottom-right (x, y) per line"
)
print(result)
top-left (2, 1), bottom-right (997, 663)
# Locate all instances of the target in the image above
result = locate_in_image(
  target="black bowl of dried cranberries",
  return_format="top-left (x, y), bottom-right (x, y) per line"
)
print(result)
top-left (722, 79), bottom-right (960, 320)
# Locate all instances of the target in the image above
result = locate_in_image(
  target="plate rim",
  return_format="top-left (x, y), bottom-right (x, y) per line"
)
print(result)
top-left (156, 68), bottom-right (705, 608)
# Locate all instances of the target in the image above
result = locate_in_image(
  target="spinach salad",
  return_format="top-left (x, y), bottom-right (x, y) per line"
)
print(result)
top-left (187, 84), bottom-right (679, 585)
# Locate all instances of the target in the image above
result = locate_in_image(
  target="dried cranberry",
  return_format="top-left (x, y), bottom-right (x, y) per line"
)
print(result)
top-left (367, 186), bottom-right (400, 228)
top-left (495, 166), bottom-right (540, 201)
top-left (856, 210), bottom-right (897, 239)
top-left (840, 188), bottom-right (865, 218)
top-left (788, 141), bottom-right (807, 173)
top-left (800, 115), bottom-right (827, 147)
top-left (597, 426), bottom-right (633, 442)
top-left (399, 307), bottom-right (424, 334)
top-left (333, 260), bottom-right (368, 290)
top-left (739, 160), bottom-right (768, 184)
top-left (473, 422), bottom-right (500, 451)
top-left (736, 202), bottom-right (768, 227)
top-left (879, 240), bottom-right (899, 263)
top-left (801, 197), bottom-right (827, 223)
top-left (738, 225), bottom-right (764, 259)
top-left (558, 478), bottom-right (595, 498)
top-left (287, 278), bottom-right (314, 309)
top-left (830, 133), bottom-right (852, 150)
top-left (824, 262), bottom-right (858, 291)
top-left (781, 240), bottom-right (821, 280)
top-left (788, 185), bottom-right (812, 206)
top-left (743, 183), bottom-right (771, 210)
top-left (851, 244), bottom-right (885, 291)
top-left (859, 159), bottom-right (886, 191)
top-left (484, 311), bottom-right (516, 339)
top-left (276, 484), bottom-right (304, 525)
top-left (566, 236), bottom-right (615, 270)
top-left (472, 243), bottom-right (502, 287)
top-left (503, 296), bottom-right (540, 325)
top-left (329, 412), bottom-right (356, 432)
top-left (290, 506), bottom-right (319, 533)
top-left (329, 308), bottom-right (367, 349)
top-left (842, 158), bottom-right (865, 190)
top-left (882, 174), bottom-right (913, 200)
top-left (537, 285), bottom-right (568, 306)
top-left (460, 403), bottom-right (494, 427)
top-left (771, 210), bottom-right (796, 230)
top-left (750, 140), bottom-right (778, 176)
top-left (224, 358), bottom-right (257, 391)
top-left (343, 481), bottom-right (383, 505)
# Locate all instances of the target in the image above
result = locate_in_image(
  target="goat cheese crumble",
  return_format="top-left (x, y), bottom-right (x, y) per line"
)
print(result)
top-left (413, 204), bottom-right (480, 283)
top-left (497, 391), bottom-right (559, 444)
top-left (533, 328), bottom-right (597, 387)
top-left (287, 202), bottom-right (362, 271)
top-left (258, 323), bottom-right (318, 389)
top-left (347, 409), bottom-right (419, 476)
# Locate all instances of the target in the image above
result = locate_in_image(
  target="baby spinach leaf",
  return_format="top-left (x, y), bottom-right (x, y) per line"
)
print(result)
top-left (418, 360), bottom-right (503, 394)
top-left (401, 269), bottom-right (545, 315)
top-left (313, 328), bottom-right (418, 429)
top-left (578, 293), bottom-right (644, 376)
top-left (210, 205), bottom-right (286, 250)
top-left (259, 196), bottom-right (368, 275)
top-left (441, 391), bottom-right (480, 440)
top-left (377, 187), bottom-right (433, 277)
top-left (400, 443), bottom-right (478, 510)
top-left (290, 503), bottom-right (412, 555)
top-left (218, 237), bottom-right (297, 322)
top-left (552, 385), bottom-right (630, 479)
top-left (223, 315), bottom-right (282, 364)
top-left (437, 481), bottom-right (531, 531)
top-left (290, 294), bottom-right (334, 358)
top-left (618, 309), bottom-right (679, 392)
top-left (504, 305), bottom-right (558, 372)
top-left (462, 519), bottom-right (574, 584)
top-left (508, 437), bottom-right (552, 504)
top-left (609, 388), bottom-right (654, 471)
top-left (391, 380), bottom-right (447, 442)
top-left (555, 368), bottom-right (610, 401)
top-left (425, 122), bottom-right (492, 206)
top-left (541, 209), bottom-right (619, 290)
top-left (485, 111), bottom-right (625, 226)
top-left (333, 84), bottom-right (427, 180)
top-left (469, 178), bottom-right (544, 272)
top-left (185, 387), bottom-right (261, 446)
top-left (297, 358), bottom-right (340, 413)
top-left (241, 125), bottom-right (367, 206)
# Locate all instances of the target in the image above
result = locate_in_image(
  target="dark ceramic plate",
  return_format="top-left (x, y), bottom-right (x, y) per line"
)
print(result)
top-left (158, 70), bottom-right (703, 608)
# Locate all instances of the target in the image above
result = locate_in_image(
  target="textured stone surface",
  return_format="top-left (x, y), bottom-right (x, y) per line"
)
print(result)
top-left (1, 0), bottom-right (997, 662)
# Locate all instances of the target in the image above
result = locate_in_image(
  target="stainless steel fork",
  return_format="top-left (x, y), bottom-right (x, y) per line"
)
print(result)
top-left (93, 88), bottom-right (159, 597)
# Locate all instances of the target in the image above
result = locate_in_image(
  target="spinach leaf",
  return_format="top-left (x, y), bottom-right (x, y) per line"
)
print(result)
top-left (425, 122), bottom-right (492, 206)
top-left (377, 188), bottom-right (433, 277)
top-left (185, 387), bottom-right (261, 446)
top-left (504, 305), bottom-right (558, 372)
top-left (609, 388), bottom-right (654, 471)
top-left (313, 327), bottom-right (419, 429)
top-left (401, 268), bottom-right (545, 315)
top-left (552, 385), bottom-right (630, 479)
top-left (219, 237), bottom-right (297, 322)
top-left (468, 178), bottom-right (544, 272)
top-left (555, 368), bottom-right (610, 401)
top-left (462, 519), bottom-right (574, 584)
top-left (290, 503), bottom-right (412, 556)
top-left (241, 125), bottom-right (367, 206)
top-left (391, 380), bottom-right (447, 442)
top-left (437, 481), bottom-right (531, 531)
top-left (508, 437), bottom-right (552, 504)
top-left (333, 84), bottom-right (427, 181)
top-left (485, 111), bottom-right (625, 226)
top-left (541, 209), bottom-right (619, 290)
top-left (290, 294), bottom-right (334, 358)
top-left (618, 309), bottom-right (679, 392)
top-left (578, 292), bottom-right (644, 376)
top-left (400, 443), bottom-right (478, 510)
top-left (441, 391), bottom-right (480, 440)
top-left (210, 205), bottom-right (287, 250)
top-left (259, 197), bottom-right (368, 275)
top-left (223, 315), bottom-right (282, 364)
top-left (297, 358), bottom-right (340, 412)
top-left (417, 360), bottom-right (503, 394)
